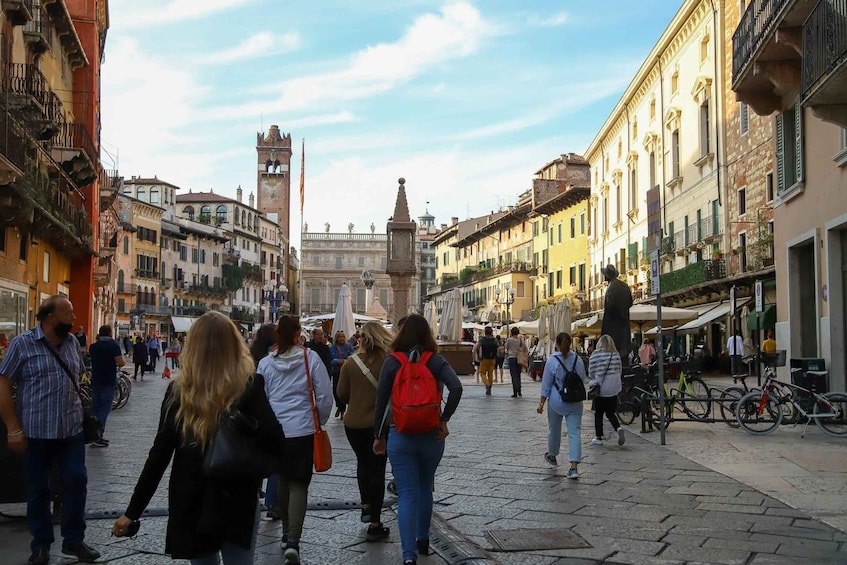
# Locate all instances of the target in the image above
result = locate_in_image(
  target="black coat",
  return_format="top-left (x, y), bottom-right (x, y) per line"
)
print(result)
top-left (132, 343), bottom-right (148, 365)
top-left (125, 375), bottom-right (284, 559)
top-left (602, 278), bottom-right (633, 359)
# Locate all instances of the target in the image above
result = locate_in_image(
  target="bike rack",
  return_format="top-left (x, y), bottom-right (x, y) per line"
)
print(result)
top-left (636, 385), bottom-right (744, 432)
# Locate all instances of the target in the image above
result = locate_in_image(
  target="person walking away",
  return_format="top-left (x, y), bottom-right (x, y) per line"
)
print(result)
top-left (471, 339), bottom-right (481, 383)
top-left (337, 322), bottom-right (394, 541)
top-left (373, 314), bottom-right (462, 565)
top-left (495, 335), bottom-right (506, 383)
top-left (132, 336), bottom-right (148, 381)
top-left (122, 334), bottom-right (132, 357)
top-left (329, 331), bottom-right (354, 418)
top-left (258, 316), bottom-right (333, 564)
top-left (111, 311), bottom-right (285, 564)
top-left (727, 330), bottom-right (744, 376)
top-left (588, 335), bottom-right (625, 446)
top-left (249, 324), bottom-right (282, 520)
top-left (477, 327), bottom-right (498, 395)
top-left (537, 332), bottom-right (587, 479)
top-left (638, 338), bottom-right (656, 367)
top-left (761, 331), bottom-right (777, 354)
top-left (505, 327), bottom-right (527, 397)
top-left (306, 328), bottom-right (332, 375)
top-left (0, 296), bottom-right (101, 564)
top-left (88, 325), bottom-right (126, 447)
top-left (168, 338), bottom-right (181, 369)
top-left (147, 335), bottom-right (161, 373)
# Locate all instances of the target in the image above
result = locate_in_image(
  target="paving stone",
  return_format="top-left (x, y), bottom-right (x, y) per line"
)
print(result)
top-left (748, 554), bottom-right (845, 565)
top-left (702, 535), bottom-right (781, 554)
top-left (750, 524), bottom-right (841, 542)
top-left (696, 502), bottom-right (767, 514)
top-left (659, 532), bottom-right (708, 548)
top-left (658, 545), bottom-right (751, 564)
top-left (605, 551), bottom-right (685, 565)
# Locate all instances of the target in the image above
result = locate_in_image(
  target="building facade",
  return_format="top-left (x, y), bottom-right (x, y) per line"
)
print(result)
top-left (731, 0), bottom-right (847, 388)
top-left (256, 125), bottom-right (292, 277)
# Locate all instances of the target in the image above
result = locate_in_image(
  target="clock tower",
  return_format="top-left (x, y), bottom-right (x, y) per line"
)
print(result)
top-left (256, 124), bottom-right (293, 245)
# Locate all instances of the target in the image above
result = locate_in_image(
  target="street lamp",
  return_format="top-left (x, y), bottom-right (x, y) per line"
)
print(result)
top-left (495, 284), bottom-right (516, 335)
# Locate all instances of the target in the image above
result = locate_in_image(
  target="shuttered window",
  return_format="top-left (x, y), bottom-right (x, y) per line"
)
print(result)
top-left (775, 100), bottom-right (804, 196)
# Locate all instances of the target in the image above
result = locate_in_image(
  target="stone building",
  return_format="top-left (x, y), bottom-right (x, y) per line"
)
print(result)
top-left (416, 210), bottom-right (440, 313)
top-left (256, 125), bottom-right (292, 277)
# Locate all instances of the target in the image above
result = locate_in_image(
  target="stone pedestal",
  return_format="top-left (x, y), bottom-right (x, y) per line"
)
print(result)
top-left (389, 275), bottom-right (412, 325)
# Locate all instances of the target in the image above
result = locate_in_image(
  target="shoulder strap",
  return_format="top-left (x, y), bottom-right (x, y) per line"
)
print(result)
top-left (301, 346), bottom-right (321, 434)
top-left (43, 340), bottom-right (86, 406)
top-left (350, 353), bottom-right (378, 389)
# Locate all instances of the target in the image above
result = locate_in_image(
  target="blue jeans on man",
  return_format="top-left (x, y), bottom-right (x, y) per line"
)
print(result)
top-left (25, 432), bottom-right (87, 552)
top-left (387, 428), bottom-right (445, 563)
top-left (91, 385), bottom-right (114, 438)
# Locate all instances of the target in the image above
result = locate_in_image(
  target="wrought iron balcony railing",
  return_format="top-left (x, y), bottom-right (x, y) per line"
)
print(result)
top-left (1, 62), bottom-right (63, 138)
top-left (0, 109), bottom-right (28, 175)
top-left (660, 259), bottom-right (727, 295)
top-left (732, 0), bottom-right (792, 86)
top-left (802, 0), bottom-right (847, 96)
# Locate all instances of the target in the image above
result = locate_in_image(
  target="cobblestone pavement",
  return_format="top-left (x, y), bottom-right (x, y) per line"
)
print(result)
top-left (2, 366), bottom-right (847, 564)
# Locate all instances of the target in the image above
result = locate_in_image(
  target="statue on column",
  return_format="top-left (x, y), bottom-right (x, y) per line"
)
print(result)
top-left (600, 264), bottom-right (633, 364)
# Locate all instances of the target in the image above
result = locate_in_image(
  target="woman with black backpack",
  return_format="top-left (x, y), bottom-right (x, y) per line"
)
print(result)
top-left (537, 332), bottom-right (587, 479)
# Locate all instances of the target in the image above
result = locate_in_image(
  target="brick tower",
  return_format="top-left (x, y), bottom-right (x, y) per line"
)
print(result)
top-left (256, 125), bottom-right (293, 245)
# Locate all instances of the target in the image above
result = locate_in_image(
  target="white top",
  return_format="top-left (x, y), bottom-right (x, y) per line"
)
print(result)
top-left (727, 335), bottom-right (744, 356)
top-left (258, 346), bottom-right (333, 438)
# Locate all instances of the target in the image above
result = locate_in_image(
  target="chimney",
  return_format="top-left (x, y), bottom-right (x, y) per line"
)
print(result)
top-left (236, 186), bottom-right (242, 203)
top-left (440, 223), bottom-right (447, 230)
top-left (451, 217), bottom-right (458, 226)
top-left (249, 192), bottom-right (255, 208)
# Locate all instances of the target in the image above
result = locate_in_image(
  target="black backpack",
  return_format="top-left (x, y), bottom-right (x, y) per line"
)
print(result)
top-left (479, 336), bottom-right (498, 359)
top-left (554, 355), bottom-right (585, 402)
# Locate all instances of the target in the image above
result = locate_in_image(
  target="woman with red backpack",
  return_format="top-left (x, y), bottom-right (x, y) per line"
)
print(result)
top-left (373, 315), bottom-right (463, 565)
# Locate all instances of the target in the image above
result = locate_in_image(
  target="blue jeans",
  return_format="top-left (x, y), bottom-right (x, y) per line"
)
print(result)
top-left (26, 432), bottom-right (88, 551)
top-left (189, 500), bottom-right (260, 565)
top-left (387, 428), bottom-right (445, 562)
top-left (547, 407), bottom-right (582, 464)
top-left (265, 474), bottom-right (278, 509)
top-left (91, 385), bottom-right (114, 437)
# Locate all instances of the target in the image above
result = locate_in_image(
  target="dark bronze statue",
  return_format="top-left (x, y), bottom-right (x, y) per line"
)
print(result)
top-left (601, 264), bottom-right (633, 364)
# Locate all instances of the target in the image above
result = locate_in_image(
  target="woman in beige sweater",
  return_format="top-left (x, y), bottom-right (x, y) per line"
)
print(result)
top-left (337, 321), bottom-right (394, 542)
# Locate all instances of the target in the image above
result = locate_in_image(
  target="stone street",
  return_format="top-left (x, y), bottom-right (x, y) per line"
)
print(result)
top-left (2, 366), bottom-right (847, 564)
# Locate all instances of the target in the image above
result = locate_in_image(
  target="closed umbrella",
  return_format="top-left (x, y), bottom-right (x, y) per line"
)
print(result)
top-left (423, 301), bottom-right (438, 338)
top-left (556, 299), bottom-right (571, 341)
top-left (537, 306), bottom-right (548, 354)
top-left (438, 288), bottom-right (462, 342)
top-left (331, 284), bottom-right (355, 339)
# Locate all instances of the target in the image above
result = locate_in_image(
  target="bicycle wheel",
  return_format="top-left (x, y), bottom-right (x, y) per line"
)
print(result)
top-left (719, 387), bottom-right (745, 428)
top-left (814, 392), bottom-right (847, 437)
top-left (112, 385), bottom-right (121, 410)
top-left (735, 391), bottom-right (783, 435)
top-left (616, 401), bottom-right (638, 426)
top-left (641, 392), bottom-right (670, 430)
top-left (116, 377), bottom-right (131, 409)
top-left (679, 377), bottom-right (711, 420)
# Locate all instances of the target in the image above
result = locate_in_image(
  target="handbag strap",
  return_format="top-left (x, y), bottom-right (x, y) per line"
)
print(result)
top-left (301, 346), bottom-right (321, 434)
top-left (42, 339), bottom-right (85, 403)
top-left (350, 354), bottom-right (378, 389)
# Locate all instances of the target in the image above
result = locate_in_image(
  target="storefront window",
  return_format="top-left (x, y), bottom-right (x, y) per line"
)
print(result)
top-left (0, 288), bottom-right (28, 340)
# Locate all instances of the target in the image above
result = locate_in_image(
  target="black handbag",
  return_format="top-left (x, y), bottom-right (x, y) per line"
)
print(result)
top-left (203, 409), bottom-right (271, 481)
top-left (588, 355), bottom-right (613, 401)
top-left (43, 342), bottom-right (101, 444)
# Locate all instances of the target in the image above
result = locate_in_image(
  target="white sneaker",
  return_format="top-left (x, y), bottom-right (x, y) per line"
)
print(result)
top-left (567, 468), bottom-right (580, 479)
top-left (617, 428), bottom-right (626, 446)
top-left (590, 438), bottom-right (603, 446)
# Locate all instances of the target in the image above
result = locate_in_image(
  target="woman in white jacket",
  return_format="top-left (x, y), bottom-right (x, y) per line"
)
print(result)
top-left (257, 316), bottom-right (333, 564)
top-left (588, 334), bottom-right (625, 447)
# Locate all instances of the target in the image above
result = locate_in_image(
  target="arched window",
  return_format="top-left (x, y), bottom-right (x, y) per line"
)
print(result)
top-left (137, 187), bottom-right (146, 201)
top-left (241, 210), bottom-right (246, 226)
top-left (123, 236), bottom-right (129, 254)
top-left (183, 206), bottom-right (195, 221)
top-left (150, 186), bottom-right (160, 204)
top-left (253, 215), bottom-right (258, 231)
top-left (265, 159), bottom-right (273, 172)
top-left (248, 213), bottom-right (253, 231)
top-left (117, 270), bottom-right (124, 293)
top-left (200, 205), bottom-right (211, 223)
top-left (123, 186), bottom-right (131, 195)
top-left (215, 205), bottom-right (227, 223)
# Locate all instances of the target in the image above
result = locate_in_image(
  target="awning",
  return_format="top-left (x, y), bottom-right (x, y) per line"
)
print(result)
top-left (676, 298), bottom-right (750, 334)
top-left (747, 304), bottom-right (776, 331)
top-left (170, 316), bottom-right (197, 333)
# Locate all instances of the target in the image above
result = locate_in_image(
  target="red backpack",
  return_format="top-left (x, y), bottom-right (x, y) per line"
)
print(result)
top-left (390, 350), bottom-right (442, 434)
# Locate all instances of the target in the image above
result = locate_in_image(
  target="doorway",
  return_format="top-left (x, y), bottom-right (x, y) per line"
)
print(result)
top-left (789, 241), bottom-right (818, 357)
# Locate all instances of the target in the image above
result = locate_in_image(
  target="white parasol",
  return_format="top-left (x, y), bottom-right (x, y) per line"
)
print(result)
top-left (331, 284), bottom-right (356, 339)
top-left (438, 288), bottom-right (463, 342)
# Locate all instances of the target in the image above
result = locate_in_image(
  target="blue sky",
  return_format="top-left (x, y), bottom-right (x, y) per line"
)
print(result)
top-left (101, 0), bottom-right (680, 246)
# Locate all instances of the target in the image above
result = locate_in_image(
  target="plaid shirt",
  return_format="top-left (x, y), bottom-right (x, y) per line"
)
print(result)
top-left (0, 325), bottom-right (83, 439)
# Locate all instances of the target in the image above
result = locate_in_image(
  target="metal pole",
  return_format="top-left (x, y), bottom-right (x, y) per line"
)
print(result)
top-left (657, 288), bottom-right (666, 446)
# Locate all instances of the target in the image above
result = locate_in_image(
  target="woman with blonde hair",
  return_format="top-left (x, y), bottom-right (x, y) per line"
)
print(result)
top-left (337, 321), bottom-right (394, 541)
top-left (258, 315), bottom-right (333, 564)
top-left (112, 311), bottom-right (285, 564)
top-left (588, 334), bottom-right (625, 447)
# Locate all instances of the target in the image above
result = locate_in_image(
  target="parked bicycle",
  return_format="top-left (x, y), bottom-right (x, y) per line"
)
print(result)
top-left (735, 351), bottom-right (847, 437)
top-left (637, 358), bottom-right (712, 429)
top-left (112, 369), bottom-right (132, 410)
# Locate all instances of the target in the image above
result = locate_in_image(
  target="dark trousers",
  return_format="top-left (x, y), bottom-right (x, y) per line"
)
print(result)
top-left (148, 350), bottom-right (159, 370)
top-left (730, 354), bottom-right (743, 376)
top-left (345, 426), bottom-right (388, 524)
top-left (133, 362), bottom-right (145, 379)
top-left (26, 433), bottom-right (87, 551)
top-left (508, 358), bottom-right (522, 394)
top-left (594, 396), bottom-right (621, 438)
top-left (332, 371), bottom-right (346, 413)
top-left (91, 385), bottom-right (114, 437)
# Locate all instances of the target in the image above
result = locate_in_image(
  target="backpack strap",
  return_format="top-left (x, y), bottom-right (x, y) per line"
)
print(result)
top-left (350, 353), bottom-right (378, 389)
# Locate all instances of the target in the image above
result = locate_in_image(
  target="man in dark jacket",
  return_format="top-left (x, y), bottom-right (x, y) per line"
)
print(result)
top-left (88, 325), bottom-right (126, 446)
top-left (601, 264), bottom-right (633, 366)
top-left (307, 328), bottom-right (332, 374)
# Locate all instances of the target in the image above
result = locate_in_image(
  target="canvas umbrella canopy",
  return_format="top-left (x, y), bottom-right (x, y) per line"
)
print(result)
top-left (498, 319), bottom-right (539, 336)
top-left (422, 301), bottom-right (439, 337)
top-left (555, 299), bottom-right (571, 340)
top-left (537, 306), bottom-right (549, 353)
top-left (438, 288), bottom-right (463, 342)
top-left (331, 284), bottom-right (356, 339)
top-left (301, 312), bottom-right (384, 324)
top-left (628, 303), bottom-right (698, 332)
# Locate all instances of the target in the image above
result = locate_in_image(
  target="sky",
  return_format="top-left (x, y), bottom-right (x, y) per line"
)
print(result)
top-left (101, 0), bottom-right (681, 248)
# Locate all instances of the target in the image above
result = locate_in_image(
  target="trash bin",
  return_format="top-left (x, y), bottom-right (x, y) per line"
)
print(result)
top-left (789, 357), bottom-right (826, 373)
top-left (792, 370), bottom-right (829, 394)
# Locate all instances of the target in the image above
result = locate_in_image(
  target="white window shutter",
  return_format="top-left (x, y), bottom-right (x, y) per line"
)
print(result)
top-left (795, 102), bottom-right (804, 184)
top-left (775, 113), bottom-right (785, 192)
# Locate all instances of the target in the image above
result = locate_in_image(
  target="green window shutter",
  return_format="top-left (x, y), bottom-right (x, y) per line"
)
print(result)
top-left (795, 101), bottom-right (804, 184)
top-left (775, 113), bottom-right (785, 192)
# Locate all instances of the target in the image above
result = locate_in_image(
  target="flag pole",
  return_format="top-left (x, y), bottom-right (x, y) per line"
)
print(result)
top-left (298, 138), bottom-right (305, 319)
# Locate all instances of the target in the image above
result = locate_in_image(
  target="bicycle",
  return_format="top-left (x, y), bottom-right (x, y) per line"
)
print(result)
top-left (112, 369), bottom-right (132, 410)
top-left (638, 357), bottom-right (711, 430)
top-left (735, 352), bottom-right (847, 437)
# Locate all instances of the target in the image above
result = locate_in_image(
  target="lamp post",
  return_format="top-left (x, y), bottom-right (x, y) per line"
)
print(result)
top-left (495, 284), bottom-right (516, 335)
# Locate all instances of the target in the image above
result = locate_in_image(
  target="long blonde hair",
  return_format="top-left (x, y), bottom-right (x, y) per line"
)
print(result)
top-left (596, 334), bottom-right (619, 354)
top-left (356, 322), bottom-right (393, 365)
top-left (171, 311), bottom-right (255, 448)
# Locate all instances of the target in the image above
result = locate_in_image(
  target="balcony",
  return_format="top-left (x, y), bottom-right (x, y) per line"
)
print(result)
top-left (134, 269), bottom-right (160, 281)
top-left (661, 235), bottom-right (676, 256)
top-left (160, 277), bottom-right (172, 289)
top-left (2, 0), bottom-right (33, 26)
top-left (230, 307), bottom-right (256, 323)
top-left (188, 283), bottom-right (229, 297)
top-left (674, 230), bottom-right (687, 256)
top-left (138, 303), bottom-right (169, 316)
top-left (93, 257), bottom-right (111, 288)
top-left (50, 122), bottom-right (98, 187)
top-left (23, 2), bottom-right (51, 54)
top-left (1, 62), bottom-right (63, 141)
top-left (458, 261), bottom-right (533, 285)
top-left (37, 0), bottom-right (87, 69)
top-left (223, 248), bottom-right (240, 263)
top-left (732, 0), bottom-right (816, 115)
top-left (802, 0), bottom-right (847, 127)
top-left (0, 110), bottom-right (27, 185)
top-left (700, 216), bottom-right (721, 243)
top-left (99, 168), bottom-right (121, 212)
top-left (660, 259), bottom-right (727, 295)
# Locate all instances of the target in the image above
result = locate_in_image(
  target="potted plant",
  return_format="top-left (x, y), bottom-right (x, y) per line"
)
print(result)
top-left (711, 244), bottom-right (723, 259)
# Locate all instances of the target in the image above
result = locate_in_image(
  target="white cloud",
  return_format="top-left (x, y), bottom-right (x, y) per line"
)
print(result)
top-left (527, 11), bottom-right (568, 28)
top-left (199, 32), bottom-right (300, 65)
top-left (111, 0), bottom-right (256, 29)
top-left (206, 2), bottom-right (493, 119)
